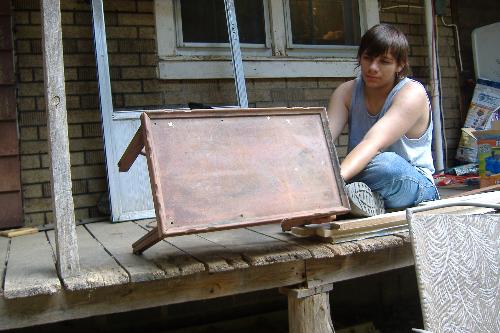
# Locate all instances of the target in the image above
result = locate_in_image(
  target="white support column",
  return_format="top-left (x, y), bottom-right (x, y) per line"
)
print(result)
top-left (40, 0), bottom-right (80, 278)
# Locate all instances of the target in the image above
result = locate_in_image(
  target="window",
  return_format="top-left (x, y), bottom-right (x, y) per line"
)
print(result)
top-left (288, 0), bottom-right (360, 46)
top-left (155, 0), bottom-right (380, 79)
top-left (178, 0), bottom-right (267, 45)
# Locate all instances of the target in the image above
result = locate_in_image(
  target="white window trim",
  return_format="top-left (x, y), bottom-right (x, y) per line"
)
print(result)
top-left (154, 0), bottom-right (379, 79)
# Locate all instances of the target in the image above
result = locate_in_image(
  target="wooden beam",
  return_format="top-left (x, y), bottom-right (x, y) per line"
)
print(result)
top-left (280, 284), bottom-right (335, 333)
top-left (0, 261), bottom-right (305, 330)
top-left (40, 0), bottom-right (80, 278)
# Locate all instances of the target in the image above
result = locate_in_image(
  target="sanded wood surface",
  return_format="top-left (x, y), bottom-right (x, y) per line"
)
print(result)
top-left (0, 236), bottom-right (9, 294)
top-left (47, 226), bottom-right (128, 290)
top-left (3, 232), bottom-right (61, 299)
top-left (0, 227), bottom-right (38, 238)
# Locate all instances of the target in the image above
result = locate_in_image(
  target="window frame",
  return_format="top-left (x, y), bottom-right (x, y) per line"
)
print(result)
top-left (154, 0), bottom-right (380, 79)
top-left (173, 0), bottom-right (272, 57)
top-left (283, 0), bottom-right (361, 58)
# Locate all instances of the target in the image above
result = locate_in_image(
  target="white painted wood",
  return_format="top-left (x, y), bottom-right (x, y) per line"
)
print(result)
top-left (359, 0), bottom-right (380, 33)
top-left (269, 0), bottom-right (287, 56)
top-left (92, 0), bottom-right (132, 223)
top-left (154, 0), bottom-right (380, 70)
top-left (47, 226), bottom-right (129, 291)
top-left (92, 1), bottom-right (154, 222)
top-left (111, 117), bottom-right (155, 220)
top-left (3, 232), bottom-right (61, 299)
top-left (159, 58), bottom-right (358, 79)
top-left (40, 0), bottom-right (80, 278)
top-left (155, 0), bottom-right (176, 57)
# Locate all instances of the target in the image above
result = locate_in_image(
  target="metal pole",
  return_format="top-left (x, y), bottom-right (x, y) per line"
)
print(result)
top-left (223, 0), bottom-right (248, 108)
top-left (424, 0), bottom-right (445, 172)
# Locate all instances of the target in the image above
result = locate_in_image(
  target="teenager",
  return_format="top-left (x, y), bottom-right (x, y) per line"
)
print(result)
top-left (327, 24), bottom-right (439, 217)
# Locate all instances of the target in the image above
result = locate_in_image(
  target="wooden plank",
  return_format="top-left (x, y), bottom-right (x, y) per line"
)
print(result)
top-left (3, 232), bottom-right (61, 298)
top-left (117, 125), bottom-right (144, 172)
top-left (286, 291), bottom-right (334, 333)
top-left (0, 261), bottom-right (305, 331)
top-left (305, 241), bottom-right (414, 288)
top-left (135, 109), bottom-right (348, 241)
top-left (292, 191), bottom-right (500, 239)
top-left (0, 236), bottom-right (9, 294)
top-left (136, 220), bottom-right (248, 272)
top-left (132, 221), bottom-right (206, 277)
top-left (85, 221), bottom-right (166, 282)
top-left (249, 223), bottom-right (340, 259)
top-left (0, 227), bottom-right (38, 238)
top-left (47, 226), bottom-right (128, 291)
top-left (199, 227), bottom-right (311, 266)
top-left (40, 0), bottom-right (80, 278)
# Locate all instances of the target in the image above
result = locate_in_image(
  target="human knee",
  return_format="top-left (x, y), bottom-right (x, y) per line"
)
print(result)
top-left (367, 152), bottom-right (405, 178)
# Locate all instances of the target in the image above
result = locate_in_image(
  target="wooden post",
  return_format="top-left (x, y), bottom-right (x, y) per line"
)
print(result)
top-left (40, 0), bottom-right (80, 278)
top-left (280, 284), bottom-right (335, 333)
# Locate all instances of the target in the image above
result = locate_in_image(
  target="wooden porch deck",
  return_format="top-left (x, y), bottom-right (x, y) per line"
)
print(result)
top-left (0, 187), bottom-right (496, 331)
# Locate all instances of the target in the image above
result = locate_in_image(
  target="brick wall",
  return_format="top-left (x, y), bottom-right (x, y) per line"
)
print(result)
top-left (379, 0), bottom-right (461, 169)
top-left (13, 0), bottom-right (461, 226)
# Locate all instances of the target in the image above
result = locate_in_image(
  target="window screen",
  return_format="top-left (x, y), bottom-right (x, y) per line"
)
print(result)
top-left (289, 0), bottom-right (360, 45)
top-left (180, 0), bottom-right (266, 44)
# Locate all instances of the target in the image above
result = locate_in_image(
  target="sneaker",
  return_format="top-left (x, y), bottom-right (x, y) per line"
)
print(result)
top-left (345, 182), bottom-right (385, 217)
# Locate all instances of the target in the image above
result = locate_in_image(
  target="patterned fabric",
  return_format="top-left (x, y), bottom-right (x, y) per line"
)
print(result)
top-left (408, 213), bottom-right (500, 332)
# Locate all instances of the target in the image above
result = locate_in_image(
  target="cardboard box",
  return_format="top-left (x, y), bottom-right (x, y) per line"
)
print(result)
top-left (456, 128), bottom-right (478, 163)
top-left (473, 120), bottom-right (500, 187)
top-left (456, 78), bottom-right (500, 163)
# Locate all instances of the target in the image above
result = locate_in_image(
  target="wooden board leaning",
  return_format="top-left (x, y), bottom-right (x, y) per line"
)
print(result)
top-left (118, 107), bottom-right (350, 254)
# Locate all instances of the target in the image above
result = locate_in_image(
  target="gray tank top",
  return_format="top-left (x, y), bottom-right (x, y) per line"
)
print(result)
top-left (347, 77), bottom-right (435, 181)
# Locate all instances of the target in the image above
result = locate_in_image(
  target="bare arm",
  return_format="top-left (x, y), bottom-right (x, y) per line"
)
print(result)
top-left (341, 82), bottom-right (430, 181)
top-left (326, 80), bottom-right (355, 141)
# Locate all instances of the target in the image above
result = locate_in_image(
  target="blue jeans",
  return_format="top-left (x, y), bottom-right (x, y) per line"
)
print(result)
top-left (351, 152), bottom-right (439, 209)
